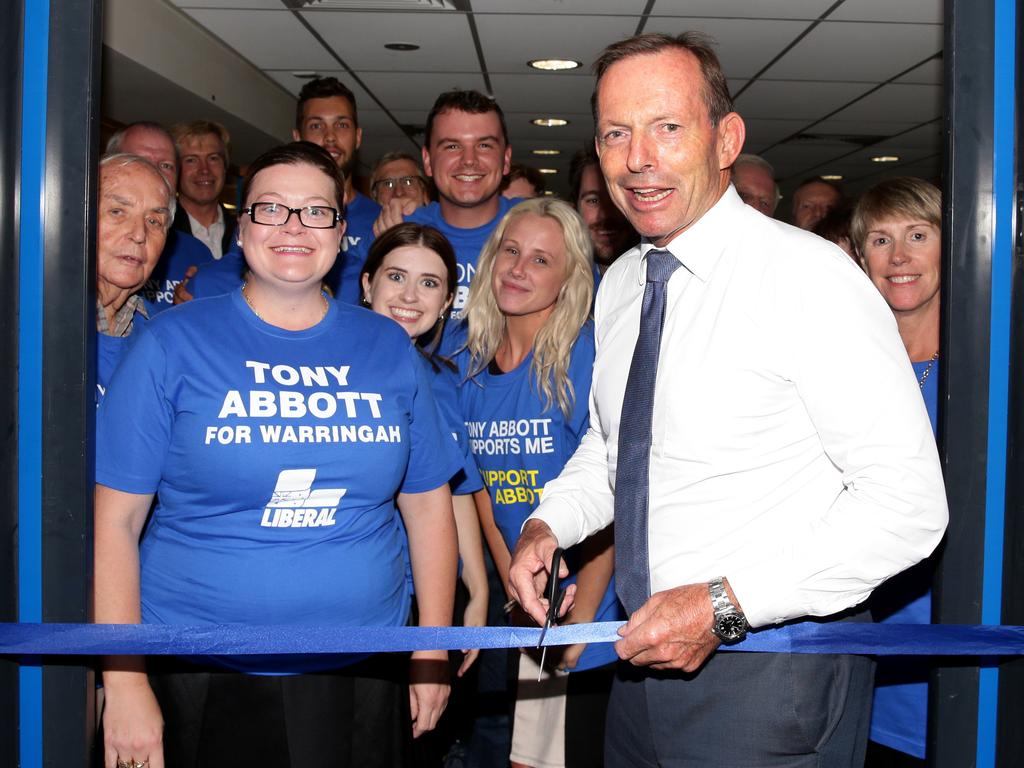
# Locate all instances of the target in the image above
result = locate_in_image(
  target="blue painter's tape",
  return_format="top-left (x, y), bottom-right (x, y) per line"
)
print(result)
top-left (1, 621), bottom-right (1023, 657)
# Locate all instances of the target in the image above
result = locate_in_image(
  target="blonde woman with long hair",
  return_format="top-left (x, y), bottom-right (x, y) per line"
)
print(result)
top-left (459, 197), bottom-right (622, 768)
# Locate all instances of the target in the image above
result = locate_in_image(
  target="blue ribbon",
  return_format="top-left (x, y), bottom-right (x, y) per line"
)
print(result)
top-left (1, 621), bottom-right (1023, 657)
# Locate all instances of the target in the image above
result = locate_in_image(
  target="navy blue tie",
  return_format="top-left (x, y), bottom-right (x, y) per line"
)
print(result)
top-left (614, 249), bottom-right (681, 615)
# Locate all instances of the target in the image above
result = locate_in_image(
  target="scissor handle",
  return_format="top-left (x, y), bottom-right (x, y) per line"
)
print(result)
top-left (546, 547), bottom-right (565, 616)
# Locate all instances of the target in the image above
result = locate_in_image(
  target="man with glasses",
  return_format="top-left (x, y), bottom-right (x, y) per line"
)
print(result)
top-left (370, 151), bottom-right (431, 208)
top-left (731, 153), bottom-right (780, 218)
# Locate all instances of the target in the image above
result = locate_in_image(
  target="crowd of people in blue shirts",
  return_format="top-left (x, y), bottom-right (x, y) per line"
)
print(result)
top-left (92, 50), bottom-right (943, 768)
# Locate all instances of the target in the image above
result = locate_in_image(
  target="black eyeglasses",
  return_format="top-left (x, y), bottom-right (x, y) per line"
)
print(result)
top-left (372, 176), bottom-right (423, 192)
top-left (243, 202), bottom-right (342, 229)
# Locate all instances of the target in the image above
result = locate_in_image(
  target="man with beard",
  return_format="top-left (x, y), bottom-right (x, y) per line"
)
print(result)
top-left (292, 77), bottom-right (380, 302)
top-left (569, 146), bottom-right (637, 273)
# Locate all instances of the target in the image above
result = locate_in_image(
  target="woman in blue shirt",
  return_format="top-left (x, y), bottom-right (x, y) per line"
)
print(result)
top-left (361, 222), bottom-right (489, 677)
top-left (94, 142), bottom-right (459, 768)
top-left (460, 197), bottom-right (621, 768)
top-left (854, 177), bottom-right (942, 767)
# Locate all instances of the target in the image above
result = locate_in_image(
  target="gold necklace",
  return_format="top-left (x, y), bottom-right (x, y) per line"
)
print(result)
top-left (917, 351), bottom-right (939, 390)
top-left (241, 281), bottom-right (328, 324)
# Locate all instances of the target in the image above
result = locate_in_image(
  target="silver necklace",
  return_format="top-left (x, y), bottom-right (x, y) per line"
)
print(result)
top-left (242, 281), bottom-right (328, 324)
top-left (917, 351), bottom-right (939, 390)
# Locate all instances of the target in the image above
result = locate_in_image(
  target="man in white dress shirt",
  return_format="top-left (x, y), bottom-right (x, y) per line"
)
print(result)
top-left (508, 32), bottom-right (948, 767)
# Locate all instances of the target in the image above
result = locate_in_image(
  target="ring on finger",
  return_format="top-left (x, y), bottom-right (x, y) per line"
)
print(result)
top-left (116, 760), bottom-right (130, 768)
top-left (133, 761), bottom-right (147, 768)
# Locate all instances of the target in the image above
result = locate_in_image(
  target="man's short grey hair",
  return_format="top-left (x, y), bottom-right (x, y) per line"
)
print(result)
top-left (371, 151), bottom-right (424, 180)
top-left (99, 152), bottom-right (177, 227)
top-left (105, 122), bottom-right (179, 166)
top-left (732, 153), bottom-right (781, 202)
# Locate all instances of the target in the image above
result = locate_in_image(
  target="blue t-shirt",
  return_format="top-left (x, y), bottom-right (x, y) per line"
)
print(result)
top-left (408, 197), bottom-right (518, 319)
top-left (420, 355), bottom-right (482, 496)
top-left (457, 321), bottom-right (621, 671)
top-left (329, 192), bottom-right (380, 304)
top-left (869, 359), bottom-right (939, 758)
top-left (142, 230), bottom-right (213, 313)
top-left (96, 290), bottom-right (459, 672)
top-left (188, 247), bottom-right (246, 300)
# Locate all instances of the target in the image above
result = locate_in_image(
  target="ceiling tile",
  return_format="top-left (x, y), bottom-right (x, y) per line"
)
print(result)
top-left (475, 14), bottom-right (637, 72)
top-left (472, 0), bottom-right (647, 14)
top-left (356, 71), bottom-right (488, 113)
top-left (173, 0), bottom-right (286, 7)
top-left (764, 20), bottom-right (942, 81)
top-left (182, 9), bottom-right (339, 69)
top-left (489, 73), bottom-right (594, 114)
top-left (741, 118), bottom-right (817, 152)
top-left (895, 57), bottom-right (943, 85)
top-left (647, 0), bottom-right (836, 19)
top-left (263, 69), bottom-right (373, 104)
top-left (735, 80), bottom-right (874, 121)
top-left (828, 0), bottom-right (943, 24)
top-left (828, 83), bottom-right (942, 123)
top-left (300, 11), bottom-right (479, 72)
top-left (641, 17), bottom-right (811, 77)
top-left (810, 118), bottom-right (922, 136)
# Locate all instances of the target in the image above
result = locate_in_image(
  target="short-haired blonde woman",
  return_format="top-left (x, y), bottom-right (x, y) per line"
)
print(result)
top-left (853, 176), bottom-right (941, 767)
top-left (459, 198), bottom-right (622, 768)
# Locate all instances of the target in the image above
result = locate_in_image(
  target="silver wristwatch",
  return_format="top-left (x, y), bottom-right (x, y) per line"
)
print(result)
top-left (708, 577), bottom-right (749, 643)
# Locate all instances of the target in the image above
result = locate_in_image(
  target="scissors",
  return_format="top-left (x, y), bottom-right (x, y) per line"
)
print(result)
top-left (536, 547), bottom-right (565, 679)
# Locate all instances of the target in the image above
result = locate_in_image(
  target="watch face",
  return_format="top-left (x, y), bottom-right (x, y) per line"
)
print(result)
top-left (714, 614), bottom-right (747, 643)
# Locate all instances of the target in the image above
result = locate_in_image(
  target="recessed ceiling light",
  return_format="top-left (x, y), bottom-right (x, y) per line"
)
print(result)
top-left (528, 59), bottom-right (582, 71)
top-left (292, 71), bottom-right (319, 79)
top-left (871, 155), bottom-right (900, 163)
top-left (543, 190), bottom-right (556, 196)
top-left (538, 168), bottom-right (558, 174)
top-left (821, 174), bottom-right (844, 181)
top-left (385, 42), bottom-right (420, 51)
top-left (531, 118), bottom-right (569, 127)
top-left (532, 149), bottom-right (561, 156)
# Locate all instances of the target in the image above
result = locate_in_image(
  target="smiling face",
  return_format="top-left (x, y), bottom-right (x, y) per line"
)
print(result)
top-left (362, 245), bottom-right (453, 339)
top-left (178, 132), bottom-right (227, 207)
top-left (423, 109), bottom-right (511, 213)
top-left (293, 95), bottom-right (361, 178)
top-left (97, 162), bottom-right (171, 299)
top-left (861, 216), bottom-right (941, 317)
top-left (595, 48), bottom-right (744, 247)
top-left (238, 162), bottom-right (346, 292)
top-left (491, 212), bottom-right (567, 321)
top-left (576, 162), bottom-right (635, 265)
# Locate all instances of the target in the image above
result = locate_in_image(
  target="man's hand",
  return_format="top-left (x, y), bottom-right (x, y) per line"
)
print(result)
top-left (372, 198), bottom-right (420, 237)
top-left (615, 583), bottom-right (722, 672)
top-left (172, 266), bottom-right (197, 304)
top-left (508, 519), bottom-right (575, 627)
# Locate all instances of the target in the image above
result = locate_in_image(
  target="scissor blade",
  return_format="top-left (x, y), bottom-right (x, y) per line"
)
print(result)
top-left (538, 646), bottom-right (548, 681)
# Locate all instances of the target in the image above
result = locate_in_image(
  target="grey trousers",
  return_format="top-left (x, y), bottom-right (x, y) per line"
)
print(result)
top-left (605, 649), bottom-right (874, 767)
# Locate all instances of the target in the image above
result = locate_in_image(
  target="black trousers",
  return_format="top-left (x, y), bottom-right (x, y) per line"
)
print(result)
top-left (604, 650), bottom-right (874, 768)
top-left (147, 655), bottom-right (412, 768)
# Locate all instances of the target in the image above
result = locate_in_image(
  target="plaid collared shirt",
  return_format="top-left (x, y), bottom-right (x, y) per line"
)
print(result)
top-left (96, 293), bottom-right (149, 338)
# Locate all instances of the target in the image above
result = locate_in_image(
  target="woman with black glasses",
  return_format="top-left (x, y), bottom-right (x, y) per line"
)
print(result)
top-left (94, 142), bottom-right (459, 768)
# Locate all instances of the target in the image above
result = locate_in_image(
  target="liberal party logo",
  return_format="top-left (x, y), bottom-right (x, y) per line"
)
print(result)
top-left (260, 468), bottom-right (346, 529)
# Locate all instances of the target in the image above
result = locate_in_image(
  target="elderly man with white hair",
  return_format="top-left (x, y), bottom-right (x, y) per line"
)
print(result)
top-left (95, 153), bottom-right (175, 401)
